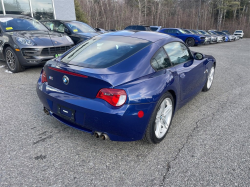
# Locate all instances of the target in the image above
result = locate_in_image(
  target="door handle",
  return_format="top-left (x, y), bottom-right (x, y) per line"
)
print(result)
top-left (180, 73), bottom-right (185, 78)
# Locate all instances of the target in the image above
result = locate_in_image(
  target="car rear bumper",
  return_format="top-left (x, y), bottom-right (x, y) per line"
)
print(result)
top-left (36, 81), bottom-right (156, 142)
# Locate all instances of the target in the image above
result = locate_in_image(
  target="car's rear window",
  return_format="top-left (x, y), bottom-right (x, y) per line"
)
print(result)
top-left (61, 36), bottom-right (151, 68)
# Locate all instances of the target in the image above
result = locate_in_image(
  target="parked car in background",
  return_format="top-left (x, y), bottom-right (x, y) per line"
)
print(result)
top-left (207, 30), bottom-right (225, 42)
top-left (0, 15), bottom-right (74, 73)
top-left (233, 30), bottom-right (244, 38)
top-left (184, 29), bottom-right (210, 44)
top-left (124, 25), bottom-right (152, 31)
top-left (198, 30), bottom-right (218, 43)
top-left (159, 28), bottom-right (205, 46)
top-left (150, 26), bottom-right (162, 32)
top-left (95, 28), bottom-right (107, 34)
top-left (107, 29), bottom-right (117, 32)
top-left (214, 31), bottom-right (233, 42)
top-left (37, 30), bottom-right (216, 143)
top-left (222, 30), bottom-right (237, 41)
top-left (41, 20), bottom-right (99, 44)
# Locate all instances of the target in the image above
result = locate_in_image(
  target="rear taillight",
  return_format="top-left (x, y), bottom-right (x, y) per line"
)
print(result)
top-left (96, 88), bottom-right (127, 107)
top-left (41, 69), bottom-right (47, 83)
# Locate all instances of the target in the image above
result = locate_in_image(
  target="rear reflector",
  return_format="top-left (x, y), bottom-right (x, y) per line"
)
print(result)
top-left (49, 67), bottom-right (88, 78)
top-left (138, 111), bottom-right (144, 118)
top-left (96, 88), bottom-right (127, 107)
top-left (41, 69), bottom-right (47, 83)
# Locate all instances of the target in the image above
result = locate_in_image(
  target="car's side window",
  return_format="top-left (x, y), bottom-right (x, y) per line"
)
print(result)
top-left (57, 23), bottom-right (66, 33)
top-left (151, 48), bottom-right (172, 71)
top-left (137, 26), bottom-right (146, 31)
top-left (43, 21), bottom-right (54, 31)
top-left (132, 26), bottom-right (137, 30)
top-left (173, 29), bottom-right (179, 34)
top-left (164, 42), bottom-right (192, 65)
top-left (164, 29), bottom-right (169, 33)
top-left (125, 26), bottom-right (132, 30)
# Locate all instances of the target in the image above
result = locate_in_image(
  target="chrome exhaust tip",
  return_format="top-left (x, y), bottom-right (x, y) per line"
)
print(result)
top-left (43, 107), bottom-right (50, 115)
top-left (94, 132), bottom-right (101, 138)
top-left (100, 134), bottom-right (109, 140)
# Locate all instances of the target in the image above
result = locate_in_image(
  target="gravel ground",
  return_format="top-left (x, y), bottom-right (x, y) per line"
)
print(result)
top-left (0, 39), bottom-right (249, 187)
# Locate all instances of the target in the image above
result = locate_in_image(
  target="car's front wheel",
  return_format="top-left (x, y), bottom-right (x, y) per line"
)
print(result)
top-left (202, 65), bottom-right (215, 92)
top-left (5, 47), bottom-right (24, 73)
top-left (186, 38), bottom-right (195, 47)
top-left (144, 92), bottom-right (174, 144)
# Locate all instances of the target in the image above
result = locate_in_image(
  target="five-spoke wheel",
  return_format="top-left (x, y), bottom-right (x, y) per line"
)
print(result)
top-left (5, 47), bottom-right (24, 73)
top-left (144, 92), bottom-right (174, 144)
top-left (203, 65), bottom-right (215, 91)
top-left (186, 38), bottom-right (195, 47)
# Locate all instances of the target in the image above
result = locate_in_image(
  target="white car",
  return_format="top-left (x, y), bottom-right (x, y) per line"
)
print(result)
top-left (234, 30), bottom-right (244, 38)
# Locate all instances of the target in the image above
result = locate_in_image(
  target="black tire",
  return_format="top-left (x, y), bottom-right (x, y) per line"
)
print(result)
top-left (144, 92), bottom-right (174, 144)
top-left (5, 47), bottom-right (24, 73)
top-left (186, 38), bottom-right (195, 47)
top-left (202, 65), bottom-right (215, 92)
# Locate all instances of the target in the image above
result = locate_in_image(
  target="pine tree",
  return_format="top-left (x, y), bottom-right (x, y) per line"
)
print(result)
top-left (74, 0), bottom-right (88, 23)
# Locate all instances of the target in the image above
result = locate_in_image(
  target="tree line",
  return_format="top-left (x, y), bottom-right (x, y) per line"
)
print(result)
top-left (76, 0), bottom-right (250, 37)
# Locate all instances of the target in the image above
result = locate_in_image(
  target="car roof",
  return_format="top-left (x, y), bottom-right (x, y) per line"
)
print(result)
top-left (0, 14), bottom-right (33, 19)
top-left (102, 30), bottom-right (173, 42)
top-left (127, 25), bottom-right (150, 27)
top-left (41, 20), bottom-right (77, 22)
top-left (162, 28), bottom-right (180, 29)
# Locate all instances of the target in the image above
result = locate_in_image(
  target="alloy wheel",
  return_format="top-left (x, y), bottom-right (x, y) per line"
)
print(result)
top-left (6, 50), bottom-right (16, 71)
top-left (207, 67), bottom-right (215, 89)
top-left (186, 38), bottom-right (195, 47)
top-left (154, 98), bottom-right (173, 139)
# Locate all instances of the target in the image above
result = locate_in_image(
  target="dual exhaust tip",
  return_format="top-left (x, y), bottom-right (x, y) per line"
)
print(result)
top-left (44, 107), bottom-right (50, 115)
top-left (44, 108), bottom-right (109, 140)
top-left (94, 132), bottom-right (109, 140)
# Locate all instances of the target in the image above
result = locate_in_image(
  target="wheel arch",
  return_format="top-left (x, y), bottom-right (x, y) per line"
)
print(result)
top-left (213, 61), bottom-right (216, 68)
top-left (185, 37), bottom-right (195, 42)
top-left (167, 89), bottom-right (177, 113)
top-left (3, 44), bottom-right (12, 59)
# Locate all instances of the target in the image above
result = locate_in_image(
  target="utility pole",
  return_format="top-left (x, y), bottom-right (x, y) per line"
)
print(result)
top-left (197, 0), bottom-right (201, 29)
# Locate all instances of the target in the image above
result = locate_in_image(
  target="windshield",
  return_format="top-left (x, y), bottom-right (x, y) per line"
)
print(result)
top-left (208, 31), bottom-right (217, 35)
top-left (184, 30), bottom-right (191, 34)
top-left (0, 17), bottom-right (48, 32)
top-left (198, 31), bottom-right (205, 34)
top-left (150, 27), bottom-right (158, 31)
top-left (235, 31), bottom-right (242, 33)
top-left (191, 30), bottom-right (199, 34)
top-left (61, 36), bottom-right (152, 68)
top-left (178, 29), bottom-right (186, 34)
top-left (66, 22), bottom-right (96, 33)
top-left (217, 32), bottom-right (226, 35)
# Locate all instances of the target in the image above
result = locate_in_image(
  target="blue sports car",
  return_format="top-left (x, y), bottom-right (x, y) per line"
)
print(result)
top-left (37, 31), bottom-right (216, 144)
top-left (159, 28), bottom-right (206, 47)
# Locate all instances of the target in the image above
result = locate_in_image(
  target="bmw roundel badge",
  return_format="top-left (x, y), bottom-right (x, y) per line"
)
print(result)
top-left (62, 75), bottom-right (69, 85)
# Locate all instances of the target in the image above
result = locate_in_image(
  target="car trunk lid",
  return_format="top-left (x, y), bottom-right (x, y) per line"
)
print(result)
top-left (45, 64), bottom-right (113, 99)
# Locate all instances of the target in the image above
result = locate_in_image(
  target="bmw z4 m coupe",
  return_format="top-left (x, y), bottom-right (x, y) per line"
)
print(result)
top-left (0, 15), bottom-right (74, 73)
top-left (37, 31), bottom-right (216, 144)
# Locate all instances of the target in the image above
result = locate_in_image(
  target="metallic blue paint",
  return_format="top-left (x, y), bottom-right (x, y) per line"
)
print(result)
top-left (37, 31), bottom-right (216, 141)
top-left (159, 28), bottom-right (205, 45)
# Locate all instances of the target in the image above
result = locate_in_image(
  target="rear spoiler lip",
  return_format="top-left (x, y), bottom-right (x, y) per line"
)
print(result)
top-left (49, 67), bottom-right (88, 78)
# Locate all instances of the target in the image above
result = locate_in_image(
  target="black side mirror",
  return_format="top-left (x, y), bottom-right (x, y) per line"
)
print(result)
top-left (194, 53), bottom-right (204, 60)
top-left (64, 28), bottom-right (70, 34)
